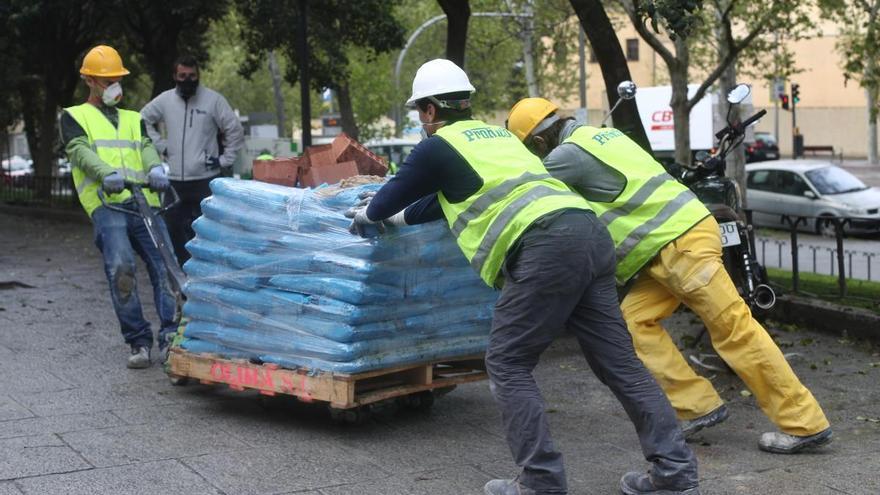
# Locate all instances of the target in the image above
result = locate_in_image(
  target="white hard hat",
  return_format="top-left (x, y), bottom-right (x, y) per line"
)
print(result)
top-left (406, 59), bottom-right (475, 106)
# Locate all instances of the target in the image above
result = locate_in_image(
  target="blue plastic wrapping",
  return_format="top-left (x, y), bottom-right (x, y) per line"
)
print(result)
top-left (180, 177), bottom-right (497, 373)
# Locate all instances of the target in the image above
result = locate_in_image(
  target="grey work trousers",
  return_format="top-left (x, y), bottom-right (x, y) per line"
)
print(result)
top-left (486, 210), bottom-right (698, 494)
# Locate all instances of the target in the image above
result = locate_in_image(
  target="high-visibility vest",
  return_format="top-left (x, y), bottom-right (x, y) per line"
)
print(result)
top-left (435, 120), bottom-right (591, 287)
top-left (65, 103), bottom-right (160, 216)
top-left (563, 126), bottom-right (709, 284)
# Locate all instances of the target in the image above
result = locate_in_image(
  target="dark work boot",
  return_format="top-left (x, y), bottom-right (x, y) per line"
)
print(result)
top-left (619, 472), bottom-right (700, 495)
top-left (758, 427), bottom-right (833, 454)
top-left (484, 479), bottom-right (536, 495)
top-left (680, 404), bottom-right (729, 438)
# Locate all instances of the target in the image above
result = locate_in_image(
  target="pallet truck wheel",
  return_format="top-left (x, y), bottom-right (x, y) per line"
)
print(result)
top-left (329, 406), bottom-right (370, 425)
top-left (169, 375), bottom-right (189, 386)
top-left (400, 391), bottom-right (435, 412)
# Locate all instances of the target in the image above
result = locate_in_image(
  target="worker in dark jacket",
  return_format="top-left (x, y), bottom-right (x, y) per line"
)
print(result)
top-left (348, 59), bottom-right (700, 495)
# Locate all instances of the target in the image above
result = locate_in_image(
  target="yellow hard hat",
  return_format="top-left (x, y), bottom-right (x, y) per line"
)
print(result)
top-left (80, 45), bottom-right (130, 77)
top-left (506, 97), bottom-right (559, 141)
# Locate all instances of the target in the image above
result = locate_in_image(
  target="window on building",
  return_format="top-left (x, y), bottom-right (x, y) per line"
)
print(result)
top-left (626, 39), bottom-right (639, 61)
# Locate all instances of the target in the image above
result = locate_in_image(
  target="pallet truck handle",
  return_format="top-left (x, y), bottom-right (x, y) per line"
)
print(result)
top-left (97, 180), bottom-right (180, 216)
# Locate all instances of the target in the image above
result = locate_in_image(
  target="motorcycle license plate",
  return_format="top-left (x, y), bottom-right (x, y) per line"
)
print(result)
top-left (719, 221), bottom-right (741, 247)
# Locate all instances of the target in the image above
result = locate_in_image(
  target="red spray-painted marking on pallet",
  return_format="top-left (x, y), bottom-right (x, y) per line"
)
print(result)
top-left (207, 361), bottom-right (313, 401)
top-left (209, 362), bottom-right (275, 389)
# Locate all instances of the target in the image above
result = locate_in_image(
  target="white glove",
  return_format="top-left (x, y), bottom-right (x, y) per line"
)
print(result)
top-left (345, 206), bottom-right (384, 236)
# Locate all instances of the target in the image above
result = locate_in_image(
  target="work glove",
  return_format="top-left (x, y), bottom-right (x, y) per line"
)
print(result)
top-left (148, 165), bottom-right (170, 192)
top-left (102, 172), bottom-right (125, 194)
top-left (345, 206), bottom-right (384, 237)
top-left (344, 191), bottom-right (407, 237)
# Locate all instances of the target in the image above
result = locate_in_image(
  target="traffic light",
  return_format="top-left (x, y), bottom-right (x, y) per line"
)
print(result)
top-left (791, 83), bottom-right (800, 104)
top-left (780, 94), bottom-right (790, 110)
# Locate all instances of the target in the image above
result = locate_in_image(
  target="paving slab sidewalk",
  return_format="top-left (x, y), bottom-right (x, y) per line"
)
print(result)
top-left (1, 211), bottom-right (879, 495)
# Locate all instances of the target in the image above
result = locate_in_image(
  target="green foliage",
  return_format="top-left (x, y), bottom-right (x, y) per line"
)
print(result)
top-left (819, 0), bottom-right (879, 118)
top-left (639, 0), bottom-right (704, 39)
top-left (199, 10), bottom-right (306, 135)
top-left (120, 0), bottom-right (230, 97)
top-left (767, 267), bottom-right (880, 314)
top-left (234, 0), bottom-right (406, 135)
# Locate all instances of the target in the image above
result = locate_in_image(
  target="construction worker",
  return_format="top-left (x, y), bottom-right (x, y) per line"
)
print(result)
top-left (141, 55), bottom-right (244, 266)
top-left (60, 45), bottom-right (177, 369)
top-left (348, 59), bottom-right (699, 495)
top-left (256, 149), bottom-right (274, 161)
top-left (506, 98), bottom-right (832, 454)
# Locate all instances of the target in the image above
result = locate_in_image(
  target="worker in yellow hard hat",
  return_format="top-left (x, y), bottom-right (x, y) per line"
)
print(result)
top-left (60, 45), bottom-right (177, 369)
top-left (507, 97), bottom-right (832, 455)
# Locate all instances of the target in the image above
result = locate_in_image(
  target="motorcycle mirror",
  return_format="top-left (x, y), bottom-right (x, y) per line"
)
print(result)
top-left (617, 81), bottom-right (637, 100)
top-left (727, 84), bottom-right (751, 104)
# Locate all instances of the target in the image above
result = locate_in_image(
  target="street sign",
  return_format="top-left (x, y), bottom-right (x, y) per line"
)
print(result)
top-left (771, 77), bottom-right (785, 102)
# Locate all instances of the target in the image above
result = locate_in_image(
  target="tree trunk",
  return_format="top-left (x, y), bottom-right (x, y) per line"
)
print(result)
top-left (438, 0), bottom-right (470, 67)
top-left (569, 0), bottom-right (651, 153)
top-left (715, 3), bottom-right (746, 204)
top-left (148, 47), bottom-right (177, 99)
top-left (19, 82), bottom-right (59, 201)
top-left (869, 87), bottom-right (878, 165)
top-left (670, 38), bottom-right (691, 166)
top-left (336, 82), bottom-right (359, 141)
top-left (268, 50), bottom-right (288, 137)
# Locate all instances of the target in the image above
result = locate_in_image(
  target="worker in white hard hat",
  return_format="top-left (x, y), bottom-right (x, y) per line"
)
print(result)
top-left (345, 59), bottom-right (700, 495)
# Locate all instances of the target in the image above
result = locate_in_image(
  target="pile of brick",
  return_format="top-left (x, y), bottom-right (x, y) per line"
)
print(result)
top-left (252, 133), bottom-right (388, 188)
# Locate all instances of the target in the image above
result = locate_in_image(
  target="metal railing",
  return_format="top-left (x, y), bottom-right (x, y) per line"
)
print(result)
top-left (0, 174), bottom-right (78, 208)
top-left (747, 209), bottom-right (879, 298)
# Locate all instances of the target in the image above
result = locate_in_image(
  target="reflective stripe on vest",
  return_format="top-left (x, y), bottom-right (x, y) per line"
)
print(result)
top-left (450, 171), bottom-right (551, 237)
top-left (92, 139), bottom-right (142, 150)
top-left (563, 126), bottom-right (709, 284)
top-left (435, 120), bottom-right (591, 287)
top-left (64, 104), bottom-right (160, 217)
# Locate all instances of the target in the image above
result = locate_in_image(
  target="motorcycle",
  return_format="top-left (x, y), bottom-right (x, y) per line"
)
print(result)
top-left (607, 81), bottom-right (776, 312)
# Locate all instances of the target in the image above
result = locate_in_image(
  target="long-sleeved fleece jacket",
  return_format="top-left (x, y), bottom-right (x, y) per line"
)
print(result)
top-left (140, 85), bottom-right (244, 181)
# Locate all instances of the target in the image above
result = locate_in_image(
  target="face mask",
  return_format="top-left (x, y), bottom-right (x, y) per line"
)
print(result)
top-left (176, 79), bottom-right (199, 99)
top-left (101, 82), bottom-right (123, 107)
top-left (419, 119), bottom-right (446, 140)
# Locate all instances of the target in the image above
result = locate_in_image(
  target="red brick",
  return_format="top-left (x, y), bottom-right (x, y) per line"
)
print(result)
top-left (253, 157), bottom-right (300, 187)
top-left (299, 160), bottom-right (359, 188)
top-left (331, 133), bottom-right (388, 177)
top-left (303, 143), bottom-right (335, 169)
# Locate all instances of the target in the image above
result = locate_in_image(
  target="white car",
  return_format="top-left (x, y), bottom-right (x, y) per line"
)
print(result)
top-left (746, 160), bottom-right (880, 235)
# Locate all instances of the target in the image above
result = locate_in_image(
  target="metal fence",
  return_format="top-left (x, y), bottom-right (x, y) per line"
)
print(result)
top-left (747, 210), bottom-right (879, 298)
top-left (0, 175), bottom-right (78, 208)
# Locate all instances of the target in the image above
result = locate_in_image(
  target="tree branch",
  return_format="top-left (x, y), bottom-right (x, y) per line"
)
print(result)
top-left (687, 4), bottom-right (775, 110)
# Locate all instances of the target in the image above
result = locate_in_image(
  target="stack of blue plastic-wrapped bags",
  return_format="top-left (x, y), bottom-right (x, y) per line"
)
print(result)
top-left (178, 178), bottom-right (497, 373)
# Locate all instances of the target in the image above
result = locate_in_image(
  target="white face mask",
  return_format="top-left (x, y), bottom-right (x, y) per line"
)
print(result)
top-left (419, 119), bottom-right (446, 140)
top-left (101, 82), bottom-right (123, 106)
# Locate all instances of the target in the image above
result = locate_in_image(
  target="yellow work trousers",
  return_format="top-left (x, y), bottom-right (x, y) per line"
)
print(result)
top-left (620, 216), bottom-right (829, 436)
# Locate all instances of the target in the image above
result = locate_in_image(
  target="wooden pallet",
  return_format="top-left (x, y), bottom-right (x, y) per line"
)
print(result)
top-left (166, 347), bottom-right (487, 410)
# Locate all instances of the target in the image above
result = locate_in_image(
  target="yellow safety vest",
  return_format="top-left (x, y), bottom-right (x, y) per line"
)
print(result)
top-left (563, 126), bottom-right (709, 284)
top-left (65, 103), bottom-right (160, 217)
top-left (435, 120), bottom-right (591, 287)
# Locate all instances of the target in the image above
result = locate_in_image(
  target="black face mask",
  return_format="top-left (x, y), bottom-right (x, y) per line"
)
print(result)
top-left (176, 79), bottom-right (199, 99)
